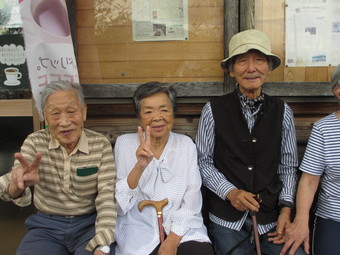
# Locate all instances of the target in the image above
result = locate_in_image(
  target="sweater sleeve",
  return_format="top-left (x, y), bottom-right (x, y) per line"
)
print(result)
top-left (86, 138), bottom-right (117, 251)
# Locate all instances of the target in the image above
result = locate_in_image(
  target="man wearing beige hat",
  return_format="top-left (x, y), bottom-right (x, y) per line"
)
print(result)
top-left (196, 29), bottom-right (306, 255)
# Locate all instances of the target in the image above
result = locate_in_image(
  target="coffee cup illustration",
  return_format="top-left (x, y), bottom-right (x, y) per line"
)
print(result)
top-left (4, 67), bottom-right (22, 86)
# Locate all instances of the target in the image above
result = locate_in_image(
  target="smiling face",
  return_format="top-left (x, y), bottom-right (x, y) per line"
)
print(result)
top-left (44, 89), bottom-right (87, 154)
top-left (139, 92), bottom-right (174, 143)
top-left (230, 50), bottom-right (271, 99)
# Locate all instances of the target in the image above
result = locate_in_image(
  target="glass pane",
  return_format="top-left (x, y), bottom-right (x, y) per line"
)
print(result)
top-left (0, 0), bottom-right (30, 98)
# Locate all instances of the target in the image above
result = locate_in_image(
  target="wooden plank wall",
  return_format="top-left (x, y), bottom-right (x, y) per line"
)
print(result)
top-left (75, 0), bottom-right (224, 84)
top-left (74, 0), bottom-right (336, 84)
top-left (73, 0), bottom-right (339, 162)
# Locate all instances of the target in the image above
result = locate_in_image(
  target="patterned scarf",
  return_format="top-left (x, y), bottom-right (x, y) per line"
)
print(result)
top-left (237, 87), bottom-right (265, 113)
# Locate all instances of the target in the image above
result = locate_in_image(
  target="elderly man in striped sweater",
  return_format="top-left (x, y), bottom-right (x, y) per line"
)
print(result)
top-left (0, 81), bottom-right (116, 255)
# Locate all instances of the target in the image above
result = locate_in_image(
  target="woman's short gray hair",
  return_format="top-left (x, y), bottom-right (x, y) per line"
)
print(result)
top-left (133, 82), bottom-right (177, 117)
top-left (41, 80), bottom-right (85, 111)
top-left (331, 64), bottom-right (340, 92)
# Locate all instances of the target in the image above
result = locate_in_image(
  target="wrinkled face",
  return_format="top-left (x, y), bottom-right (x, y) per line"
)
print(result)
top-left (139, 92), bottom-right (174, 140)
top-left (230, 50), bottom-right (271, 96)
top-left (44, 89), bottom-right (87, 153)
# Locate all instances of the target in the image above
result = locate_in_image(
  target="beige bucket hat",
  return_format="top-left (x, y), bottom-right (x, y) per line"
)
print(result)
top-left (220, 29), bottom-right (281, 71)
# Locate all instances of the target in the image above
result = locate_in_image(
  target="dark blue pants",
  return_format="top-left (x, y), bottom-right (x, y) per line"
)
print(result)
top-left (209, 218), bottom-right (307, 255)
top-left (17, 211), bottom-right (115, 255)
top-left (313, 216), bottom-right (340, 255)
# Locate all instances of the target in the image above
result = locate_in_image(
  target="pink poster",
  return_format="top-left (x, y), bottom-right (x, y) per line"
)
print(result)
top-left (19, 0), bottom-right (79, 119)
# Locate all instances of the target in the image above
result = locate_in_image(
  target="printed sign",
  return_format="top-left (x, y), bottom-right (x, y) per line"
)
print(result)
top-left (0, 33), bottom-right (30, 93)
top-left (19, 0), bottom-right (79, 119)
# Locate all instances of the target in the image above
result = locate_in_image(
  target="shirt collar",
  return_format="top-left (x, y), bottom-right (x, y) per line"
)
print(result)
top-left (49, 130), bottom-right (89, 154)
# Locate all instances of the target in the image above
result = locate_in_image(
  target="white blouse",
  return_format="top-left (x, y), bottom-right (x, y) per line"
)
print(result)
top-left (114, 132), bottom-right (210, 255)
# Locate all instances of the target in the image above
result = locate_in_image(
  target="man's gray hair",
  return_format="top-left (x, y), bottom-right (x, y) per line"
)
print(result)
top-left (133, 81), bottom-right (177, 117)
top-left (41, 80), bottom-right (85, 111)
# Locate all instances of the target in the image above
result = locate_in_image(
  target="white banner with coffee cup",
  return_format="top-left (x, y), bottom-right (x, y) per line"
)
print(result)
top-left (19, 0), bottom-right (79, 120)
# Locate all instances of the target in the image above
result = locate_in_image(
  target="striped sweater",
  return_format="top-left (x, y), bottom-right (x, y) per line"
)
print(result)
top-left (1, 128), bottom-right (116, 250)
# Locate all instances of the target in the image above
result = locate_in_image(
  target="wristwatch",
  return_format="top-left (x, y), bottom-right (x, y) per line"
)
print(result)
top-left (96, 245), bottom-right (110, 254)
top-left (278, 200), bottom-right (293, 210)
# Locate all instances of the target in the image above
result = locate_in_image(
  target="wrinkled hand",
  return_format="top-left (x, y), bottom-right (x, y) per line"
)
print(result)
top-left (268, 207), bottom-right (291, 244)
top-left (11, 152), bottom-right (42, 190)
top-left (158, 232), bottom-right (181, 255)
top-left (226, 189), bottom-right (261, 212)
top-left (279, 219), bottom-right (310, 255)
top-left (136, 126), bottom-right (154, 170)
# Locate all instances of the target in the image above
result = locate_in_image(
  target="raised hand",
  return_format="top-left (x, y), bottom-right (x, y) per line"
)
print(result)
top-left (136, 125), bottom-right (154, 170)
top-left (127, 126), bottom-right (154, 189)
top-left (10, 152), bottom-right (42, 194)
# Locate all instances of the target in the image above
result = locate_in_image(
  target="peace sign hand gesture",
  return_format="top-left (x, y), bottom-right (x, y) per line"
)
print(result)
top-left (127, 126), bottom-right (154, 189)
top-left (9, 152), bottom-right (42, 198)
top-left (136, 125), bottom-right (154, 170)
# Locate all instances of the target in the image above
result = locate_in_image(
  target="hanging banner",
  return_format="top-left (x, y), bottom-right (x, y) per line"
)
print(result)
top-left (19, 0), bottom-right (79, 119)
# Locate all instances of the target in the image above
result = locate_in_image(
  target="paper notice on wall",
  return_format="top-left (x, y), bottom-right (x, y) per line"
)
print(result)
top-left (19, 0), bottom-right (79, 119)
top-left (286, 0), bottom-right (340, 67)
top-left (132, 0), bottom-right (188, 41)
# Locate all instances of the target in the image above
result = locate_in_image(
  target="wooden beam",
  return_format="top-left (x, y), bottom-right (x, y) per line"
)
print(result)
top-left (0, 99), bottom-right (33, 116)
top-left (224, 0), bottom-right (239, 93)
top-left (240, 0), bottom-right (255, 30)
top-left (82, 81), bottom-right (333, 99)
top-left (262, 82), bottom-right (333, 97)
top-left (66, 0), bottom-right (77, 56)
top-left (82, 82), bottom-right (225, 98)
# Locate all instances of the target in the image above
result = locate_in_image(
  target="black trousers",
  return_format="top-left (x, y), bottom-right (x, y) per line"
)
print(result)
top-left (149, 241), bottom-right (214, 255)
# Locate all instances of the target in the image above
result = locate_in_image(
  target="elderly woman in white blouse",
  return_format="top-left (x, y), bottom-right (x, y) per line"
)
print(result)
top-left (114, 82), bottom-right (213, 255)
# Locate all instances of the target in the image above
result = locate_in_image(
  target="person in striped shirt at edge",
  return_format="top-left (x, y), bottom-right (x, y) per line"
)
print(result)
top-left (281, 64), bottom-right (340, 255)
top-left (195, 29), bottom-right (306, 255)
top-left (0, 81), bottom-right (116, 255)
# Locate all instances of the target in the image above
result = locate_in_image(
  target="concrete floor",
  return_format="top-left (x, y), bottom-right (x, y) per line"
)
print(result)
top-left (0, 117), bottom-right (35, 255)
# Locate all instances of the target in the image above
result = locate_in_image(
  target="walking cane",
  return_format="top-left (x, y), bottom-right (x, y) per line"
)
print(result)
top-left (226, 194), bottom-right (262, 255)
top-left (250, 210), bottom-right (262, 255)
top-left (251, 194), bottom-right (262, 255)
top-left (138, 198), bottom-right (169, 243)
